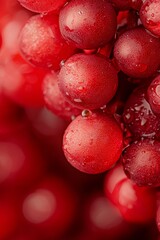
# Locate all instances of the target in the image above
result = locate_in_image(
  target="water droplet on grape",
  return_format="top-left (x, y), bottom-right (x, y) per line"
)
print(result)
top-left (73, 98), bottom-right (82, 103)
top-left (81, 109), bottom-right (92, 118)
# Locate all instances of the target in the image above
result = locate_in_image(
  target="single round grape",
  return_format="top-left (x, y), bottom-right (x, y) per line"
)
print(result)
top-left (58, 53), bottom-right (118, 110)
top-left (123, 85), bottom-right (160, 138)
top-left (114, 27), bottom-right (160, 78)
top-left (19, 14), bottom-right (76, 70)
top-left (63, 112), bottom-right (123, 174)
top-left (109, 178), bottom-right (156, 223)
top-left (43, 72), bottom-right (81, 121)
top-left (59, 0), bottom-right (117, 49)
top-left (147, 74), bottom-right (160, 115)
top-left (18, 0), bottom-right (67, 13)
top-left (122, 139), bottom-right (160, 187)
top-left (140, 0), bottom-right (160, 37)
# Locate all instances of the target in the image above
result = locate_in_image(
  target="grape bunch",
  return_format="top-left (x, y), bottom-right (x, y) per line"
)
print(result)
top-left (0, 0), bottom-right (160, 239)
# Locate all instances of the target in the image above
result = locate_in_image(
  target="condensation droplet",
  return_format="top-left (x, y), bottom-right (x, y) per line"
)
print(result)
top-left (73, 98), bottom-right (82, 103)
top-left (82, 109), bottom-right (92, 118)
top-left (100, 105), bottom-right (107, 110)
top-left (60, 59), bottom-right (65, 67)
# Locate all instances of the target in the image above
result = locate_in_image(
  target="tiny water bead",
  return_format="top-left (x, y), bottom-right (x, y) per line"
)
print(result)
top-left (81, 109), bottom-right (92, 118)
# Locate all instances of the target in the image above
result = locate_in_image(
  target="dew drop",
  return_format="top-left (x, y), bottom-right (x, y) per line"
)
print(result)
top-left (82, 109), bottom-right (92, 118)
top-left (100, 105), bottom-right (107, 110)
top-left (135, 63), bottom-right (147, 73)
top-left (78, 86), bottom-right (83, 90)
top-left (47, 63), bottom-right (53, 68)
top-left (141, 118), bottom-right (147, 126)
top-left (73, 98), bottom-right (82, 103)
top-left (60, 59), bottom-right (65, 67)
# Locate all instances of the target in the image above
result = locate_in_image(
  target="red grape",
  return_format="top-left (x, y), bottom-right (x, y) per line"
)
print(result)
top-left (122, 138), bottom-right (160, 187)
top-left (18, 0), bottom-right (68, 14)
top-left (114, 27), bottom-right (160, 78)
top-left (58, 53), bottom-right (118, 110)
top-left (140, 0), bottom-right (160, 37)
top-left (108, 178), bottom-right (156, 223)
top-left (63, 112), bottom-right (123, 174)
top-left (59, 0), bottom-right (117, 49)
top-left (123, 85), bottom-right (160, 138)
top-left (19, 14), bottom-right (76, 70)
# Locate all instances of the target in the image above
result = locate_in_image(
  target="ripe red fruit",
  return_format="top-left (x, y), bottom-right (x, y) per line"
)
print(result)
top-left (18, 0), bottom-right (68, 13)
top-left (123, 85), bottom-right (160, 138)
top-left (140, 0), bottom-right (160, 37)
top-left (58, 53), bottom-right (118, 110)
top-left (59, 0), bottom-right (117, 49)
top-left (122, 139), bottom-right (160, 187)
top-left (114, 27), bottom-right (160, 78)
top-left (19, 14), bottom-right (76, 70)
top-left (108, 178), bottom-right (156, 223)
top-left (63, 112), bottom-right (123, 174)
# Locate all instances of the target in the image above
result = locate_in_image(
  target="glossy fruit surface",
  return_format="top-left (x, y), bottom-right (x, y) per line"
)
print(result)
top-left (58, 53), bottom-right (118, 110)
top-left (140, 0), bottom-right (160, 37)
top-left (59, 0), bottom-right (117, 49)
top-left (122, 139), bottom-right (160, 187)
top-left (63, 112), bottom-right (123, 174)
top-left (0, 1), bottom-right (160, 239)
top-left (108, 178), bottom-right (156, 223)
top-left (18, 0), bottom-right (68, 13)
top-left (114, 27), bottom-right (160, 78)
top-left (19, 14), bottom-right (76, 70)
top-left (123, 85), bottom-right (160, 138)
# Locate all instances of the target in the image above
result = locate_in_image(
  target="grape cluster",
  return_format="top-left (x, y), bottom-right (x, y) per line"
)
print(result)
top-left (0, 0), bottom-right (160, 239)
